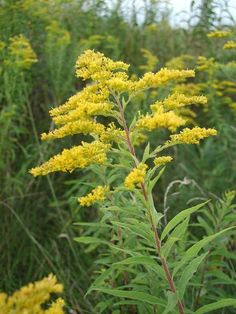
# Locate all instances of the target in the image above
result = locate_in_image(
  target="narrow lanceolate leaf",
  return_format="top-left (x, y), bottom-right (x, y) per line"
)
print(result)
top-left (113, 256), bottom-right (166, 279)
top-left (163, 291), bottom-right (178, 314)
top-left (173, 227), bottom-right (235, 276)
top-left (74, 236), bottom-right (108, 245)
top-left (194, 299), bottom-right (236, 314)
top-left (86, 268), bottom-right (113, 295)
top-left (177, 252), bottom-right (208, 299)
top-left (93, 287), bottom-right (166, 306)
top-left (161, 201), bottom-right (209, 241)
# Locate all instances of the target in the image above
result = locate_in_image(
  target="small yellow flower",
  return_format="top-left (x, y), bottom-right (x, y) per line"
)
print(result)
top-left (154, 156), bottom-right (173, 167)
top-left (167, 127), bottom-right (217, 144)
top-left (124, 163), bottom-right (148, 190)
top-left (78, 186), bottom-right (108, 207)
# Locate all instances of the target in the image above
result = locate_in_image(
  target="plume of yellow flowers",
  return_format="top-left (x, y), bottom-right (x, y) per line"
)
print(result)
top-left (78, 186), bottom-right (108, 207)
top-left (30, 49), bottom-right (217, 203)
top-left (46, 20), bottom-right (71, 46)
top-left (0, 274), bottom-right (65, 314)
top-left (30, 141), bottom-right (110, 176)
top-left (124, 163), bottom-right (148, 190)
top-left (5, 34), bottom-right (37, 69)
top-left (139, 48), bottom-right (159, 72)
top-left (167, 127), bottom-right (217, 145)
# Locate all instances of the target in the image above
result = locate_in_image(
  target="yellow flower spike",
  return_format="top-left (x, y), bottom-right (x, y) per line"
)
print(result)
top-left (136, 110), bottom-right (186, 132)
top-left (41, 120), bottom-right (105, 141)
top-left (154, 156), bottom-right (173, 167)
top-left (52, 101), bottom-right (113, 125)
top-left (134, 68), bottom-right (195, 91)
top-left (167, 127), bottom-right (217, 145)
top-left (76, 49), bottom-right (129, 81)
top-left (124, 163), bottom-right (148, 190)
top-left (6, 34), bottom-right (37, 69)
top-left (151, 93), bottom-right (207, 111)
top-left (46, 20), bottom-right (71, 46)
top-left (197, 56), bottom-right (215, 71)
top-left (207, 30), bottom-right (232, 38)
top-left (0, 274), bottom-right (65, 314)
top-left (223, 41), bottom-right (236, 50)
top-left (30, 141), bottom-right (110, 176)
top-left (78, 186), bottom-right (108, 207)
top-left (140, 48), bottom-right (159, 72)
top-left (49, 85), bottom-right (110, 117)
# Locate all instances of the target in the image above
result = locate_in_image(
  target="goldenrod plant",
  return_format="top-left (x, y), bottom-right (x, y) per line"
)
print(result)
top-left (0, 274), bottom-right (65, 314)
top-left (30, 50), bottom-right (236, 313)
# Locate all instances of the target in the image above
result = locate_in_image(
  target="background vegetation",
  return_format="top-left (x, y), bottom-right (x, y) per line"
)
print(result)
top-left (0, 0), bottom-right (235, 313)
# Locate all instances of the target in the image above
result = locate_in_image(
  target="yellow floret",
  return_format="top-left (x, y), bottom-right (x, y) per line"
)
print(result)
top-left (124, 163), bottom-right (148, 190)
top-left (78, 186), bottom-right (107, 206)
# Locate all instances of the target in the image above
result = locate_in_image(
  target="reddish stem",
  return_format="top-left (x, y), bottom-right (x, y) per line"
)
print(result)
top-left (115, 94), bottom-right (185, 314)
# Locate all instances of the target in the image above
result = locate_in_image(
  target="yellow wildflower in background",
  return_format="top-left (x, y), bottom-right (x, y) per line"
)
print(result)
top-left (46, 20), bottom-right (71, 46)
top-left (154, 156), bottom-right (173, 167)
top-left (0, 274), bottom-right (65, 314)
top-left (223, 41), bottom-right (236, 50)
top-left (6, 34), bottom-right (37, 69)
top-left (165, 54), bottom-right (195, 70)
top-left (78, 186), bottom-right (108, 207)
top-left (207, 30), bottom-right (232, 38)
top-left (124, 163), bottom-right (148, 190)
top-left (168, 127), bottom-right (217, 145)
top-left (30, 141), bottom-right (110, 176)
top-left (139, 48), bottom-right (158, 72)
top-left (197, 56), bottom-right (215, 72)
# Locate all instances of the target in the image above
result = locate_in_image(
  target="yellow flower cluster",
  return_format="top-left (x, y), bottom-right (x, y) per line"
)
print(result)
top-left (168, 127), bottom-right (217, 144)
top-left (139, 48), bottom-right (158, 72)
top-left (76, 49), bottom-right (129, 81)
top-left (78, 186), bottom-right (108, 206)
top-left (223, 41), bottom-right (236, 50)
top-left (166, 54), bottom-right (195, 70)
top-left (124, 163), bottom-right (148, 190)
top-left (6, 34), bottom-right (37, 69)
top-left (151, 93), bottom-right (207, 111)
top-left (30, 141), bottom-right (110, 176)
top-left (0, 274), bottom-right (65, 314)
top-left (41, 120), bottom-right (105, 140)
top-left (197, 56), bottom-right (215, 71)
top-left (0, 41), bottom-right (5, 52)
top-left (136, 110), bottom-right (186, 132)
top-left (134, 68), bottom-right (195, 90)
top-left (154, 156), bottom-right (173, 167)
top-left (207, 30), bottom-right (231, 38)
top-left (46, 20), bottom-right (71, 46)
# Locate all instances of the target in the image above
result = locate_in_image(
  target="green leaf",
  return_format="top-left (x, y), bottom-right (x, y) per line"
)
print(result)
top-left (177, 252), bottom-right (208, 299)
top-left (163, 291), bottom-right (178, 314)
top-left (74, 236), bottom-right (108, 245)
top-left (93, 287), bottom-right (166, 306)
top-left (113, 256), bottom-right (165, 279)
top-left (87, 268), bottom-right (113, 295)
top-left (161, 201), bottom-right (209, 241)
top-left (173, 227), bottom-right (235, 276)
top-left (194, 299), bottom-right (236, 314)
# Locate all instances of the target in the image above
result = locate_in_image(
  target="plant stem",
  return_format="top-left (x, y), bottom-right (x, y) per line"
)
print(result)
top-left (115, 94), bottom-right (185, 314)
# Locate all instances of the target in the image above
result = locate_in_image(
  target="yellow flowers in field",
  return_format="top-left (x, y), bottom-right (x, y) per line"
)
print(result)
top-left (0, 274), bottom-right (65, 314)
top-left (30, 49), bottom-right (217, 203)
